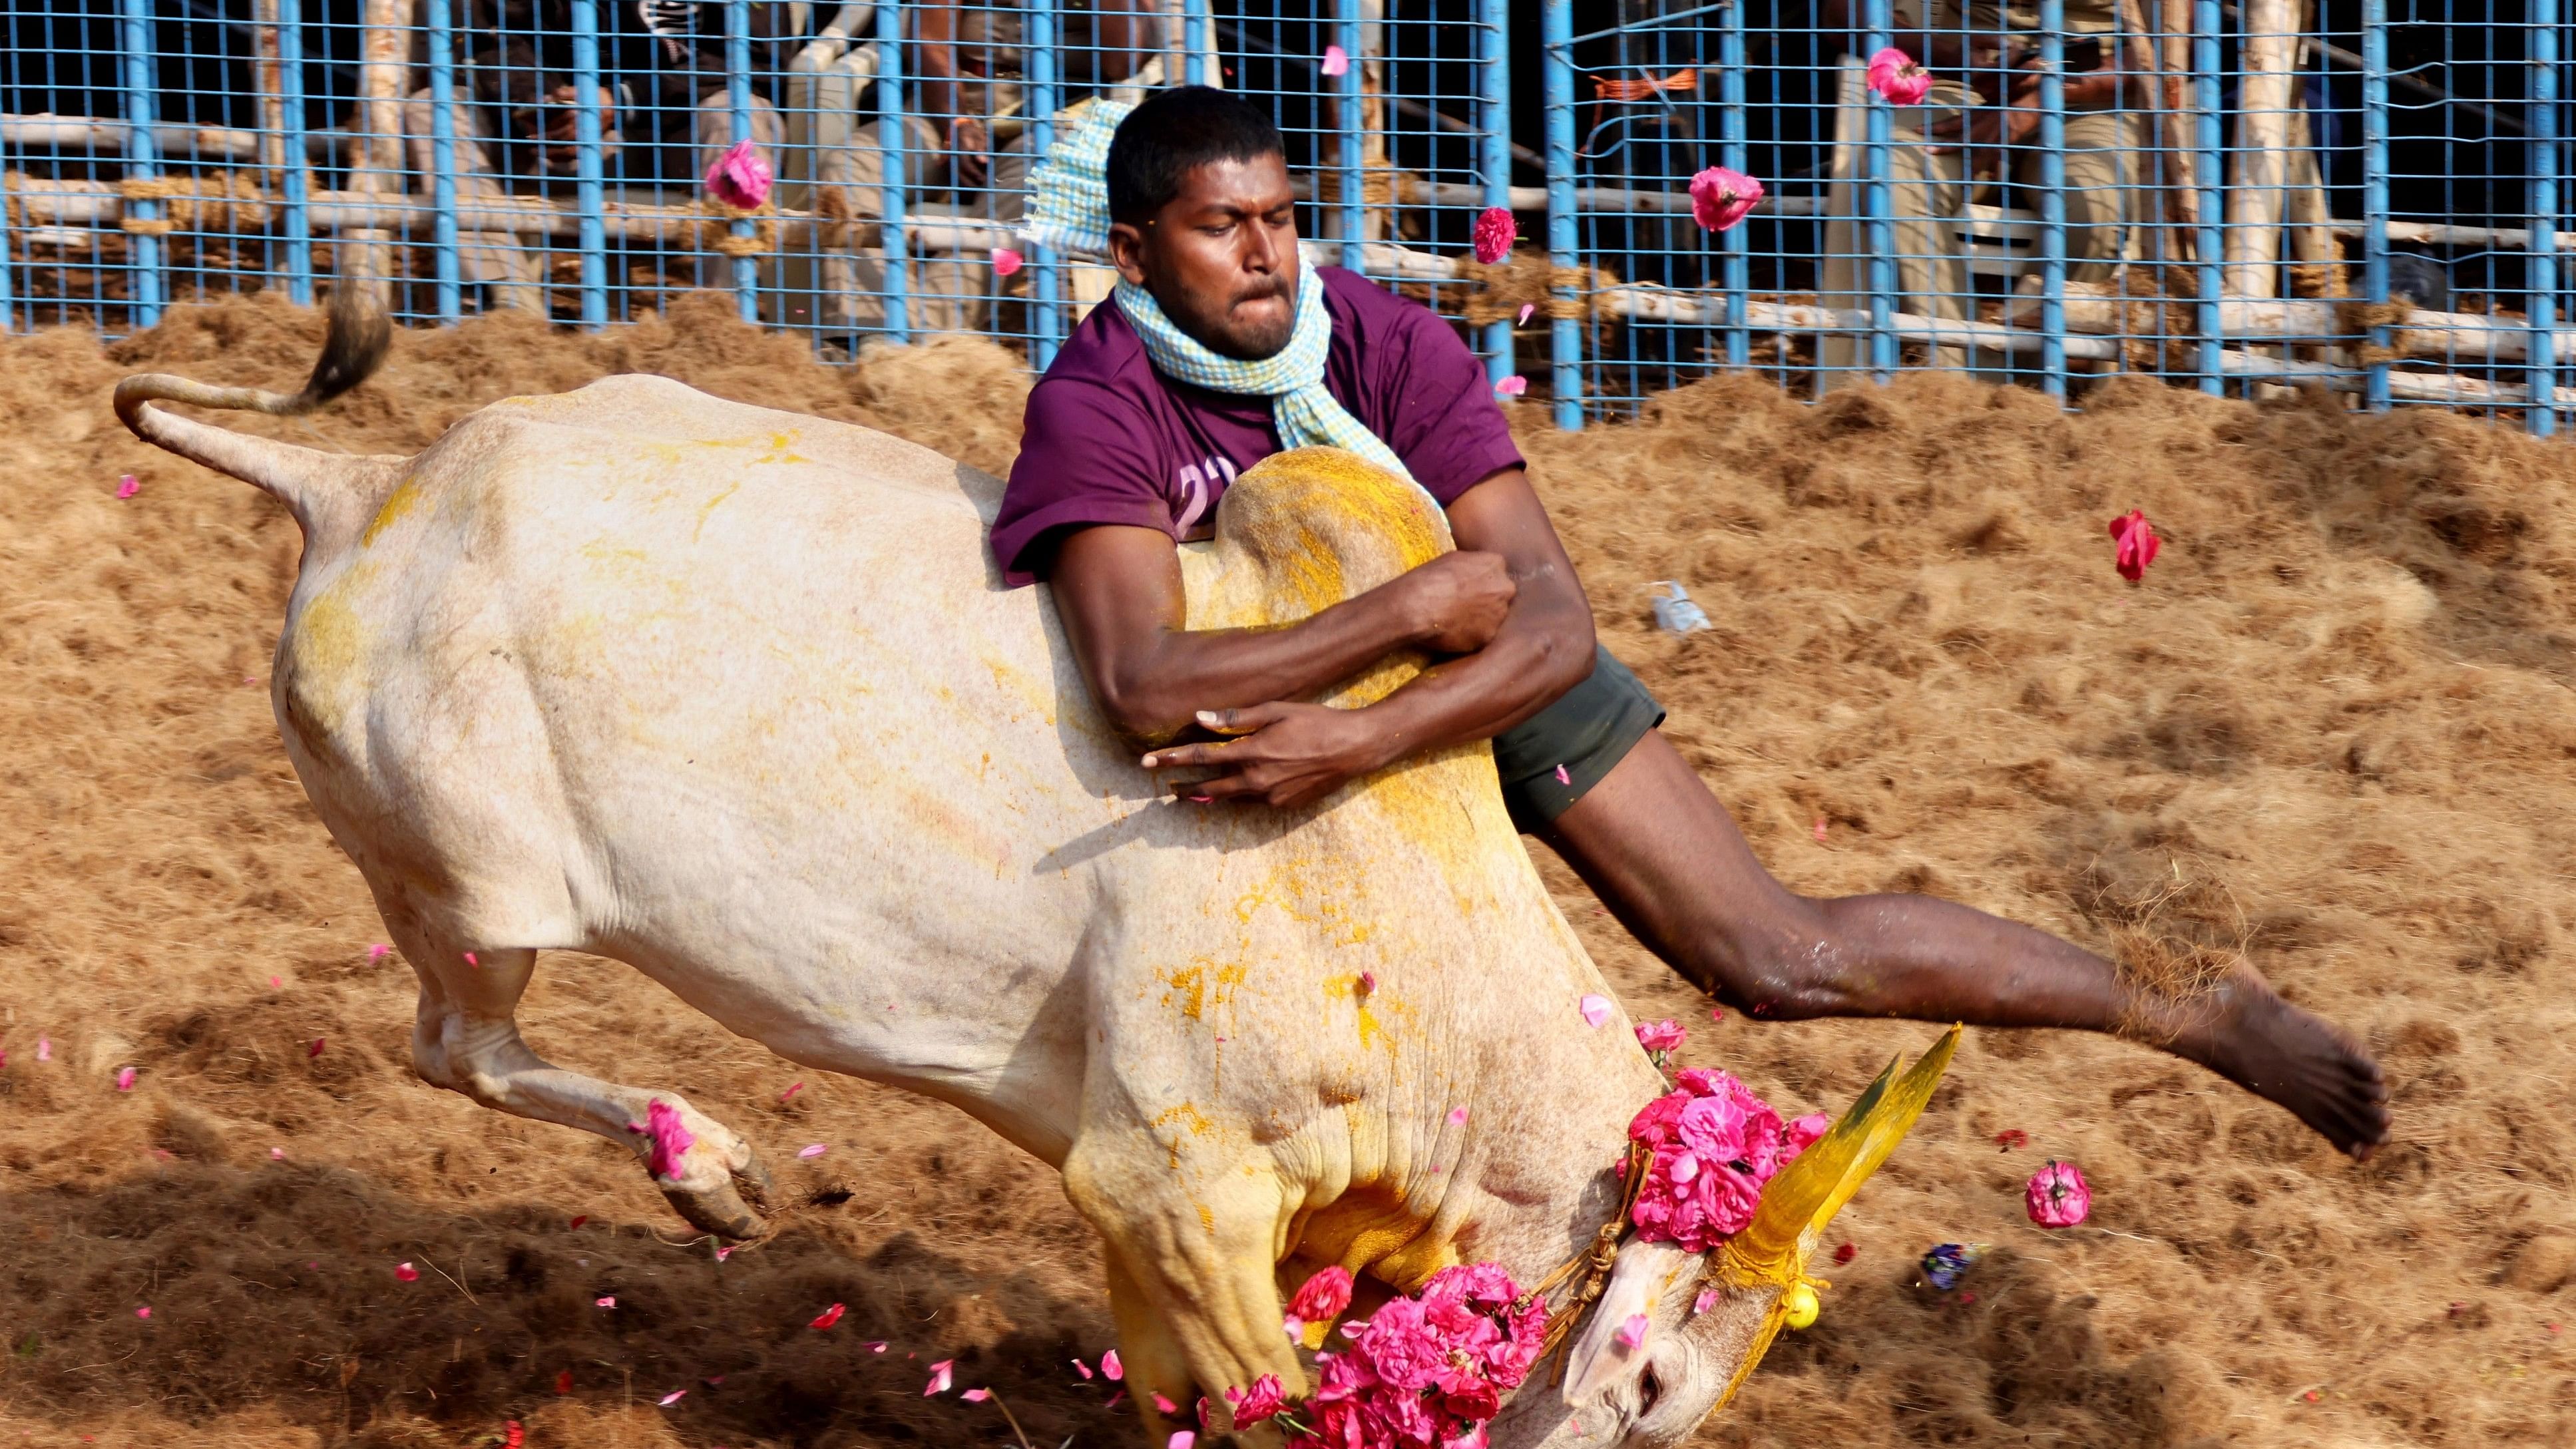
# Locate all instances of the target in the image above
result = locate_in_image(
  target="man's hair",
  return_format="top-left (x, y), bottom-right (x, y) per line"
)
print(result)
top-left (1105, 86), bottom-right (1287, 226)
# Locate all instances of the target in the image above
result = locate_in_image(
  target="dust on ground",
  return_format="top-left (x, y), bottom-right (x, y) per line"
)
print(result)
top-left (3, 292), bottom-right (2571, 1448)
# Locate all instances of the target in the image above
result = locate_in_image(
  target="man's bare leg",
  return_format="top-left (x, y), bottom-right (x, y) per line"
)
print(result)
top-left (1540, 730), bottom-right (2392, 1158)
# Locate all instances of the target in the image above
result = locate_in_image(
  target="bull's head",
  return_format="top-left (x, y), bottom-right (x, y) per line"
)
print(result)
top-left (1494, 1026), bottom-right (1962, 1448)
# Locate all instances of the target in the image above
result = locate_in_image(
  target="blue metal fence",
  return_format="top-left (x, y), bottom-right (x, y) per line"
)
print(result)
top-left (1, 1), bottom-right (2566, 433)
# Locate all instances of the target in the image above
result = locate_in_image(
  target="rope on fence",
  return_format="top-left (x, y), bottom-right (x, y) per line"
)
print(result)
top-left (2338, 300), bottom-right (2417, 365)
top-left (106, 172), bottom-right (275, 235)
top-left (695, 199), bottom-right (779, 257)
top-left (1458, 251), bottom-right (1623, 325)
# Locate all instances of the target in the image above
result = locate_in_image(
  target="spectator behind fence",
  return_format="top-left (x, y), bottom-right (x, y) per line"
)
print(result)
top-left (811, 0), bottom-right (1162, 335)
top-left (1816, 0), bottom-right (2145, 390)
top-left (403, 0), bottom-right (787, 313)
top-left (403, 0), bottom-right (618, 313)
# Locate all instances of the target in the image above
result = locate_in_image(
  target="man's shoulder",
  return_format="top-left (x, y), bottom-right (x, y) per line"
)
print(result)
top-left (1317, 264), bottom-right (1421, 320)
top-left (1032, 298), bottom-right (1152, 399)
top-left (1317, 264), bottom-right (1460, 351)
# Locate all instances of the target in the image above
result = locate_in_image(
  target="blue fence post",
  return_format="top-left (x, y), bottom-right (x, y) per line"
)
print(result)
top-left (425, 0), bottom-right (463, 323)
top-left (2530, 0), bottom-right (2559, 437)
top-left (2037, 0), bottom-right (2067, 398)
top-left (1183, 0), bottom-right (1209, 87)
top-left (1335, 0), bottom-right (1367, 274)
top-left (569, 0), bottom-right (611, 328)
top-left (0, 168), bottom-right (12, 331)
top-left (1028, 0), bottom-right (1060, 371)
top-left (278, 0), bottom-right (314, 306)
top-left (2192, 0), bottom-right (2224, 393)
top-left (1480, 0), bottom-right (1514, 387)
top-left (1862, 0), bottom-right (1895, 381)
top-left (725, 0), bottom-right (761, 320)
top-left (1542, 0), bottom-right (1583, 429)
top-left (1718, 0), bottom-right (1750, 369)
top-left (876, 1), bottom-right (911, 343)
top-left (118, 0), bottom-right (165, 329)
top-left (2360, 0), bottom-right (2390, 409)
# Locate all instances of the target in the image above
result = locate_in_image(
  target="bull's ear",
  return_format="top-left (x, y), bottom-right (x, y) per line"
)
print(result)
top-left (1731, 1025), bottom-right (1962, 1272)
top-left (1560, 1239), bottom-right (1697, 1405)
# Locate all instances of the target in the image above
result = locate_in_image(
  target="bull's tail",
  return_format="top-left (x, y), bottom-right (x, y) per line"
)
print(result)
top-left (112, 287), bottom-right (405, 539)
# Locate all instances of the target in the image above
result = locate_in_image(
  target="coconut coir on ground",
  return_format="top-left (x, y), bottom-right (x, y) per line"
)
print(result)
top-left (3, 292), bottom-right (2572, 1448)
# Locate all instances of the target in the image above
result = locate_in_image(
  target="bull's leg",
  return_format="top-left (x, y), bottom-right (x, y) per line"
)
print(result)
top-left (400, 941), bottom-right (777, 1239)
top-left (1068, 1146), bottom-right (1307, 1445)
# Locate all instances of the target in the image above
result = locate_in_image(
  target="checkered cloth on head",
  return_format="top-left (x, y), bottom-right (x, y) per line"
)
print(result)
top-left (1023, 99), bottom-right (1134, 256)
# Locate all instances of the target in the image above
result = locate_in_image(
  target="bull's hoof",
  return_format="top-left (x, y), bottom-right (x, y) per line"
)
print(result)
top-left (662, 1176), bottom-right (772, 1243)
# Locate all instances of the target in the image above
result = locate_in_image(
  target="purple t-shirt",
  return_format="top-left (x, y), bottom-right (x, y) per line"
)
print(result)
top-left (991, 266), bottom-right (1524, 586)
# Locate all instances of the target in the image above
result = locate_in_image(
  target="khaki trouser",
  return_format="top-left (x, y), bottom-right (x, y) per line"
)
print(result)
top-left (1820, 58), bottom-right (2144, 389)
top-left (401, 86), bottom-right (781, 312)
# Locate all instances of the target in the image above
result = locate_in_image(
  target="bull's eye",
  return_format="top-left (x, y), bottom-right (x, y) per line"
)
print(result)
top-left (1636, 1364), bottom-right (1663, 1418)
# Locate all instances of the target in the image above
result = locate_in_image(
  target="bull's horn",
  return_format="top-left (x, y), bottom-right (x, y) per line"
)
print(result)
top-left (1730, 1024), bottom-right (1962, 1275)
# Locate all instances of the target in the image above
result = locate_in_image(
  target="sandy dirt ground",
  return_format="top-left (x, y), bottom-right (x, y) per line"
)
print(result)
top-left (4, 293), bottom-right (2573, 1448)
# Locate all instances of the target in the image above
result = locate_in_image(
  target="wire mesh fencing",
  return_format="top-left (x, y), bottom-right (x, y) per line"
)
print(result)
top-left (1, 0), bottom-right (2565, 432)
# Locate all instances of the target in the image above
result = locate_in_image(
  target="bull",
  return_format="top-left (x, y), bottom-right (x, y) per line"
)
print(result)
top-left (114, 294), bottom-right (1956, 1447)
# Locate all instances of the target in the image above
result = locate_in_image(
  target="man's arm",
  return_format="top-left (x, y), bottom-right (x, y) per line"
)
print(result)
top-left (910, 0), bottom-right (989, 185)
top-left (1134, 467), bottom-right (1598, 807)
top-left (1051, 520), bottom-right (1518, 741)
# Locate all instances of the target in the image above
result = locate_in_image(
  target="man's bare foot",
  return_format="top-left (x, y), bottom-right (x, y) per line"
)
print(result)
top-left (2167, 972), bottom-right (2391, 1159)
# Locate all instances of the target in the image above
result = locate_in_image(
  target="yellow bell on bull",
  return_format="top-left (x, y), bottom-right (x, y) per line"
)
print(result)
top-left (1783, 1280), bottom-right (1821, 1330)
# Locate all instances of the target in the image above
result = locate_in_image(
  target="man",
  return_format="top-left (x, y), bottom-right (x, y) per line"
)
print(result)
top-left (403, 0), bottom-right (624, 313)
top-left (1817, 0), bottom-right (2147, 387)
top-left (813, 0), bottom-right (1162, 334)
top-left (993, 87), bottom-right (2390, 1157)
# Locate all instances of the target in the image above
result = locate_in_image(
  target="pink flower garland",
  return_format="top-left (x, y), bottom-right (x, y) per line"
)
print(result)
top-left (1261, 1262), bottom-right (1546, 1449)
top-left (1249, 1068), bottom-right (1817, 1445)
top-left (1627, 1070), bottom-right (1828, 1254)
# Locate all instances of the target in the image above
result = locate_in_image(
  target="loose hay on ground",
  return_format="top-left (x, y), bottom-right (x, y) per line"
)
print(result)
top-left (3, 292), bottom-right (2571, 1448)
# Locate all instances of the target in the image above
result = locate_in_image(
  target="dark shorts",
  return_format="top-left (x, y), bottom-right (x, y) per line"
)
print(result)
top-left (1491, 647), bottom-right (1665, 833)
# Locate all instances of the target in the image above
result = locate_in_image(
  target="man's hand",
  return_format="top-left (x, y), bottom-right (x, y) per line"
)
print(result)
top-left (1928, 59), bottom-right (2123, 181)
top-left (945, 116), bottom-right (991, 187)
top-left (532, 83), bottom-right (618, 172)
top-left (1389, 550), bottom-right (1516, 654)
top-left (1142, 703), bottom-right (1392, 809)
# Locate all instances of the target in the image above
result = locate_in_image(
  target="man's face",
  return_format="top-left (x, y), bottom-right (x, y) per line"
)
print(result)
top-left (1108, 152), bottom-right (1300, 361)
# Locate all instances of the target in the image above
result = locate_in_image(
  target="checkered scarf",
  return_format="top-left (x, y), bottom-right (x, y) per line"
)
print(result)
top-left (1112, 274), bottom-right (1416, 486)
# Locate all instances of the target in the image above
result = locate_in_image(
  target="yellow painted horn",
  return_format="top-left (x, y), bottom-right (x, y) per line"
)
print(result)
top-left (1707, 1025), bottom-right (1962, 1408)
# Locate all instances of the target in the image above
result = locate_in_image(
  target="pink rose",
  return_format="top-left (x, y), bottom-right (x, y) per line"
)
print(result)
top-left (1866, 47), bottom-right (1934, 106)
top-left (1688, 166), bottom-right (1764, 232)
top-left (2109, 509), bottom-right (2161, 582)
top-left (1228, 1374), bottom-right (1288, 1425)
top-left (1634, 1019), bottom-right (1687, 1054)
top-left (1471, 206), bottom-right (1516, 266)
top-left (704, 138), bottom-right (773, 210)
top-left (2026, 1160), bottom-right (2092, 1227)
top-left (1626, 1069), bottom-right (1817, 1250)
top-left (1290, 1263), bottom-right (1356, 1323)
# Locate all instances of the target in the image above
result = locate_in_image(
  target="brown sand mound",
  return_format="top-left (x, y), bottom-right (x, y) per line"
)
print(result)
top-left (3, 292), bottom-right (2572, 1448)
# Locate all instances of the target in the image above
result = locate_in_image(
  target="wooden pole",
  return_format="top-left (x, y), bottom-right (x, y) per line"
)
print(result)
top-left (2117, 0), bottom-right (2193, 266)
top-left (345, 0), bottom-right (416, 299)
top-left (250, 0), bottom-right (289, 182)
top-left (2225, 0), bottom-right (2298, 296)
top-left (1361, 0), bottom-right (1389, 241)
